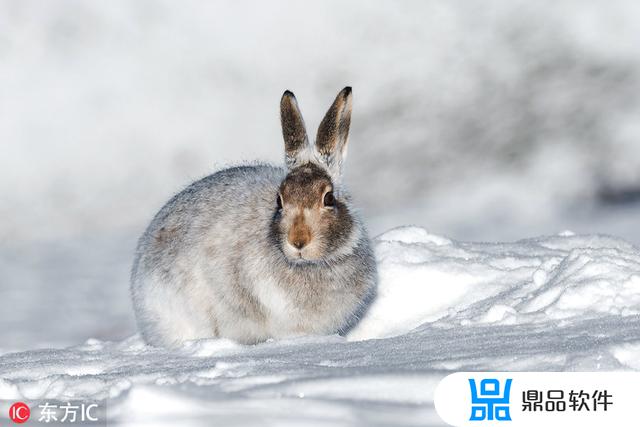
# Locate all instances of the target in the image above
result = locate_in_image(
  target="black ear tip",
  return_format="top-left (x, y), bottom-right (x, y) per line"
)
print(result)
top-left (341, 86), bottom-right (352, 96)
top-left (282, 90), bottom-right (296, 99)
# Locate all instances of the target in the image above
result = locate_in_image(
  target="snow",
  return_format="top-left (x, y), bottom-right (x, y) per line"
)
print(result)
top-left (349, 227), bottom-right (640, 341)
top-left (1, 227), bottom-right (639, 426)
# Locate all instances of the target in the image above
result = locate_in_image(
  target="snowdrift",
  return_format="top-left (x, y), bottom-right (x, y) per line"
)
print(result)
top-left (351, 227), bottom-right (640, 340)
top-left (1, 227), bottom-right (639, 426)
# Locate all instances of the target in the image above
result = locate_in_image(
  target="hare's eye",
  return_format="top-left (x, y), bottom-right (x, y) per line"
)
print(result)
top-left (323, 191), bottom-right (335, 207)
top-left (276, 194), bottom-right (283, 209)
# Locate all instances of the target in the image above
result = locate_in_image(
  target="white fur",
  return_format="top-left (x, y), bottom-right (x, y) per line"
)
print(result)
top-left (131, 89), bottom-right (377, 348)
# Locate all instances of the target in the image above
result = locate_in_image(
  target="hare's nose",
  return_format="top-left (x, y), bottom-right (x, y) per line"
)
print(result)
top-left (288, 214), bottom-right (312, 250)
top-left (292, 239), bottom-right (307, 250)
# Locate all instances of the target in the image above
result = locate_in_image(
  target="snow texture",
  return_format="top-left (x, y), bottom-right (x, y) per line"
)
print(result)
top-left (2, 227), bottom-right (639, 426)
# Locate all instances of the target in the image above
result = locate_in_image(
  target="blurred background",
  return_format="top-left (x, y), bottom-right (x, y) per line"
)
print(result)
top-left (1, 0), bottom-right (639, 351)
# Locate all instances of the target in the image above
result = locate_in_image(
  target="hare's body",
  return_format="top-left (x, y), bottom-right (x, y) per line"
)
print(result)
top-left (131, 88), bottom-right (377, 347)
top-left (131, 164), bottom-right (375, 347)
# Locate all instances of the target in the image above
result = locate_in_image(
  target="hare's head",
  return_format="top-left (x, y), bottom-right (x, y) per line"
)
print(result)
top-left (272, 87), bottom-right (358, 263)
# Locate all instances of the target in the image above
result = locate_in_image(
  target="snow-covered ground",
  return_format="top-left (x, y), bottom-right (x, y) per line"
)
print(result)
top-left (2, 227), bottom-right (639, 426)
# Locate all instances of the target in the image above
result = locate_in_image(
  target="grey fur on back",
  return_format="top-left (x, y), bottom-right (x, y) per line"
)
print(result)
top-left (131, 89), bottom-right (377, 348)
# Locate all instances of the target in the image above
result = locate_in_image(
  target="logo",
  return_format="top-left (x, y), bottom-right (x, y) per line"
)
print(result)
top-left (468, 378), bottom-right (512, 421)
top-left (9, 402), bottom-right (31, 424)
top-left (435, 372), bottom-right (636, 426)
top-left (8, 400), bottom-right (102, 424)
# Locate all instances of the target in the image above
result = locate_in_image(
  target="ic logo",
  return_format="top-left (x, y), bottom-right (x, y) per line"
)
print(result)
top-left (9, 402), bottom-right (31, 424)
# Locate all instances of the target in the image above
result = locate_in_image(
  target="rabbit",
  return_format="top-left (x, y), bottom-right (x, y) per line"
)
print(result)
top-left (130, 87), bottom-right (377, 348)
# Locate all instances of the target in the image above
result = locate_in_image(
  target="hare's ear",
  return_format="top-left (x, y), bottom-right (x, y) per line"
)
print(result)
top-left (280, 90), bottom-right (309, 169)
top-left (315, 87), bottom-right (352, 180)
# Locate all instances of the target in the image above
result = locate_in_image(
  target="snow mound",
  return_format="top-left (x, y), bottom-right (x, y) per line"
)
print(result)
top-left (350, 227), bottom-right (640, 340)
top-left (1, 228), bottom-right (639, 426)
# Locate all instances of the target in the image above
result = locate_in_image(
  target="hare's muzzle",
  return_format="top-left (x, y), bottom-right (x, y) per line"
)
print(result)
top-left (288, 213), bottom-right (312, 250)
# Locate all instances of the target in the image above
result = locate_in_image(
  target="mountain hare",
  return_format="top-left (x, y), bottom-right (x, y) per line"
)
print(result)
top-left (131, 87), bottom-right (377, 347)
